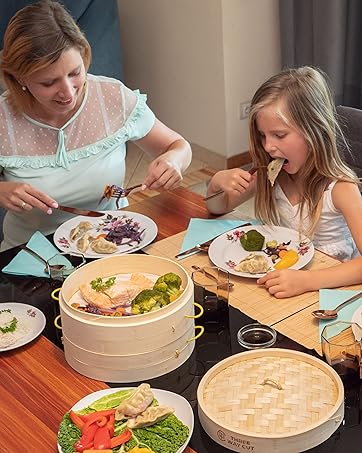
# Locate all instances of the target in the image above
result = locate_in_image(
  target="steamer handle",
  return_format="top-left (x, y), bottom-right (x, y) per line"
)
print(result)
top-left (187, 325), bottom-right (204, 342)
top-left (54, 315), bottom-right (62, 330)
top-left (51, 288), bottom-right (61, 301)
top-left (185, 302), bottom-right (204, 319)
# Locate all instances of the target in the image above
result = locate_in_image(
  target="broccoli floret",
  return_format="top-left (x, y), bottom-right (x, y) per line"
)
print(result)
top-left (131, 289), bottom-right (170, 314)
top-left (240, 229), bottom-right (265, 251)
top-left (153, 272), bottom-right (182, 298)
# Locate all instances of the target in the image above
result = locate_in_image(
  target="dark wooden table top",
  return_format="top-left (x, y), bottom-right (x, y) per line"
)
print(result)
top-left (0, 187), bottom-right (210, 453)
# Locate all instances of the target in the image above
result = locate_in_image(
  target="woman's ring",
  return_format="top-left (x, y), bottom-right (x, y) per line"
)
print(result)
top-left (21, 201), bottom-right (27, 209)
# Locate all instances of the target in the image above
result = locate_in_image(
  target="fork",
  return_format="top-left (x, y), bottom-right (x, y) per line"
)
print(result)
top-left (110, 184), bottom-right (143, 198)
top-left (98, 183), bottom-right (143, 207)
top-left (203, 166), bottom-right (266, 201)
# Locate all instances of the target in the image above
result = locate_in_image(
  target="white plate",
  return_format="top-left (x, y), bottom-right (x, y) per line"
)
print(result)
top-left (351, 306), bottom-right (362, 341)
top-left (57, 387), bottom-right (194, 453)
top-left (0, 303), bottom-right (46, 352)
top-left (54, 210), bottom-right (158, 258)
top-left (208, 224), bottom-right (314, 278)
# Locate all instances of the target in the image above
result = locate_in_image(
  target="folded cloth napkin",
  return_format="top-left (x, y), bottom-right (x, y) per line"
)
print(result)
top-left (2, 231), bottom-right (72, 278)
top-left (318, 289), bottom-right (362, 341)
top-left (177, 218), bottom-right (259, 259)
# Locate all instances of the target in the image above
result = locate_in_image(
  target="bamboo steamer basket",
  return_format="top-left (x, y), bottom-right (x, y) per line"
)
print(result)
top-left (55, 254), bottom-right (203, 382)
top-left (197, 349), bottom-right (344, 452)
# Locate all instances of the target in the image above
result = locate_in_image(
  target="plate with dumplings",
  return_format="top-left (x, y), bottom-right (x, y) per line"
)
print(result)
top-left (208, 224), bottom-right (314, 278)
top-left (53, 210), bottom-right (158, 258)
top-left (57, 384), bottom-right (194, 453)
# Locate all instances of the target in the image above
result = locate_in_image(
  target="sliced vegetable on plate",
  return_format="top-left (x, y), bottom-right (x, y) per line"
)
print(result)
top-left (57, 384), bottom-right (193, 453)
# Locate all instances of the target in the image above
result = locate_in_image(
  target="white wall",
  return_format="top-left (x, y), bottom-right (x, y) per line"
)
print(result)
top-left (222, 0), bottom-right (281, 157)
top-left (118, 0), bottom-right (281, 159)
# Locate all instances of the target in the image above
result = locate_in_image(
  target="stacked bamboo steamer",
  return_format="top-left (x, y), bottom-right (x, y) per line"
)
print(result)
top-left (57, 254), bottom-right (202, 382)
top-left (197, 348), bottom-right (344, 452)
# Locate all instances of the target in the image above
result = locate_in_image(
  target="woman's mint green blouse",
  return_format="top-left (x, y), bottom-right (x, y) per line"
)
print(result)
top-left (0, 74), bottom-right (155, 250)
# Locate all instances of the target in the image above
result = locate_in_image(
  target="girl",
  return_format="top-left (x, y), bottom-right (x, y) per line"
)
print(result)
top-left (206, 66), bottom-right (362, 298)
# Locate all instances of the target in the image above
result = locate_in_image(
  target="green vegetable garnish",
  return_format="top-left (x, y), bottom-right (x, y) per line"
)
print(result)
top-left (131, 289), bottom-right (170, 315)
top-left (153, 272), bottom-right (182, 298)
top-left (0, 309), bottom-right (18, 334)
top-left (240, 229), bottom-right (265, 251)
top-left (90, 276), bottom-right (116, 292)
top-left (57, 412), bottom-right (81, 453)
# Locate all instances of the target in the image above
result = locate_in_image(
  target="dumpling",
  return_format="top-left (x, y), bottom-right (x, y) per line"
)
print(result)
top-left (235, 253), bottom-right (270, 274)
top-left (91, 237), bottom-right (118, 254)
top-left (127, 405), bottom-right (174, 428)
top-left (267, 158), bottom-right (285, 186)
top-left (70, 221), bottom-right (93, 241)
top-left (76, 232), bottom-right (95, 253)
top-left (115, 383), bottom-right (154, 420)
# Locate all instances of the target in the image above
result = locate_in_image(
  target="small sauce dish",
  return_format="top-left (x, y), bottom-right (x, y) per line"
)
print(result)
top-left (237, 323), bottom-right (277, 349)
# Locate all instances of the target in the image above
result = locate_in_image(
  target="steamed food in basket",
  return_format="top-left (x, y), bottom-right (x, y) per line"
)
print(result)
top-left (71, 272), bottom-right (183, 316)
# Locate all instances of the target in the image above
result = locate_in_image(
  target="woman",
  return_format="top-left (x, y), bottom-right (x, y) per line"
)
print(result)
top-left (0, 0), bottom-right (192, 250)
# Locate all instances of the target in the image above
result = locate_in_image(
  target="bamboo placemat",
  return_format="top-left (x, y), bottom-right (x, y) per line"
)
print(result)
top-left (143, 230), bottom-right (344, 344)
top-left (273, 289), bottom-right (362, 356)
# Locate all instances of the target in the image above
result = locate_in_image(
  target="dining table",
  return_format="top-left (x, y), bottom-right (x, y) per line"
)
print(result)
top-left (1, 186), bottom-right (362, 453)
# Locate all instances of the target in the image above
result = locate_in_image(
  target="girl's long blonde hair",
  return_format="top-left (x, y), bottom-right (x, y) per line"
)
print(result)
top-left (249, 66), bottom-right (358, 238)
top-left (0, 0), bottom-right (91, 114)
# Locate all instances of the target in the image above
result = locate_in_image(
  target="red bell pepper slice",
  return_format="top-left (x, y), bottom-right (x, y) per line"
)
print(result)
top-left (74, 422), bottom-right (98, 452)
top-left (69, 410), bottom-right (85, 430)
top-left (93, 425), bottom-right (112, 449)
top-left (110, 428), bottom-right (132, 448)
top-left (80, 409), bottom-right (115, 422)
top-left (106, 413), bottom-right (115, 437)
top-left (96, 415), bottom-right (108, 427)
top-left (82, 414), bottom-right (111, 434)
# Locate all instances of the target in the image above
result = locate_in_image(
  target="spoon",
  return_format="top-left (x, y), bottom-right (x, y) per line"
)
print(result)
top-left (20, 245), bottom-right (65, 275)
top-left (191, 265), bottom-right (234, 289)
top-left (312, 291), bottom-right (362, 320)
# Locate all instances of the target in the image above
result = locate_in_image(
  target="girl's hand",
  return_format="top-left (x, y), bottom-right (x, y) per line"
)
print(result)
top-left (143, 156), bottom-right (182, 191)
top-left (257, 269), bottom-right (312, 298)
top-left (206, 168), bottom-right (256, 215)
top-left (207, 168), bottom-right (254, 198)
top-left (0, 181), bottom-right (58, 214)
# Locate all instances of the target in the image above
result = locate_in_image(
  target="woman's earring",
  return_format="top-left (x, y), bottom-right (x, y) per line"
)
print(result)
top-left (21, 86), bottom-right (27, 91)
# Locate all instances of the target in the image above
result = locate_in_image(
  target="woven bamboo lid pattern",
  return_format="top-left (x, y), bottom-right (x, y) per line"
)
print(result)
top-left (200, 350), bottom-right (341, 436)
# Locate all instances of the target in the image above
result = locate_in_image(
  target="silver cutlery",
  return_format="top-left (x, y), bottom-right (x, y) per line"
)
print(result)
top-left (203, 166), bottom-right (265, 201)
top-left (175, 222), bottom-right (252, 258)
top-left (312, 291), bottom-right (362, 320)
top-left (56, 205), bottom-right (105, 217)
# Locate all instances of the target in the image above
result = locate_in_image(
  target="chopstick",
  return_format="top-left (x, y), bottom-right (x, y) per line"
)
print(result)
top-left (203, 166), bottom-right (264, 201)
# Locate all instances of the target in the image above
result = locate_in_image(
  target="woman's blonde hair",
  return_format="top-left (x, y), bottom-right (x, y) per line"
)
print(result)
top-left (249, 66), bottom-right (358, 238)
top-left (0, 0), bottom-right (91, 114)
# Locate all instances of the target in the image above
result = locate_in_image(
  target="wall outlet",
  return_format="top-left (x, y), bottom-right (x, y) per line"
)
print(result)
top-left (239, 101), bottom-right (251, 120)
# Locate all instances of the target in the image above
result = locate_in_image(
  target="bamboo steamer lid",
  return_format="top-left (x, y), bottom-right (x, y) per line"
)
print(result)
top-left (197, 348), bottom-right (344, 452)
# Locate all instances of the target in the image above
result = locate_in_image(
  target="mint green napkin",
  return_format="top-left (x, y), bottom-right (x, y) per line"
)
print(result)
top-left (177, 218), bottom-right (259, 259)
top-left (318, 289), bottom-right (362, 341)
top-left (2, 231), bottom-right (72, 278)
